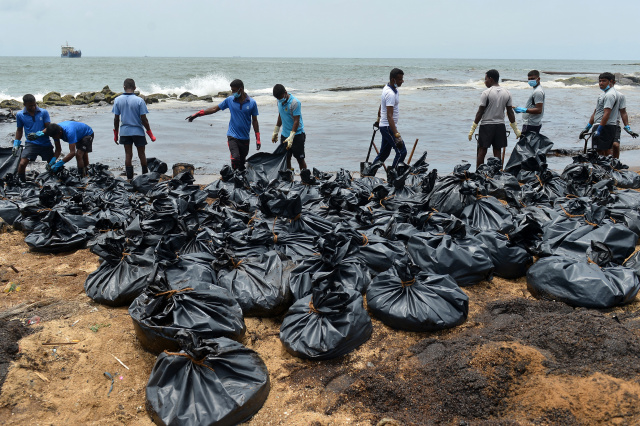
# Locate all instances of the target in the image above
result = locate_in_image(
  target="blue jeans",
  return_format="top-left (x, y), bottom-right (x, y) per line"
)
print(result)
top-left (373, 126), bottom-right (407, 168)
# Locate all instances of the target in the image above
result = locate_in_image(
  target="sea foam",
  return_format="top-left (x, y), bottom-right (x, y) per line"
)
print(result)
top-left (147, 73), bottom-right (231, 96)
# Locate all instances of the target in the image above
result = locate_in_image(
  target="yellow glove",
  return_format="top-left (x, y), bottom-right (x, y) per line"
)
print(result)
top-left (510, 122), bottom-right (522, 138)
top-left (284, 131), bottom-right (295, 149)
top-left (468, 122), bottom-right (478, 141)
top-left (271, 126), bottom-right (280, 143)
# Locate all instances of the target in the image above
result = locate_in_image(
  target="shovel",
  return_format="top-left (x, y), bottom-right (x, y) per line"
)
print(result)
top-left (581, 131), bottom-right (594, 154)
top-left (360, 123), bottom-right (378, 175)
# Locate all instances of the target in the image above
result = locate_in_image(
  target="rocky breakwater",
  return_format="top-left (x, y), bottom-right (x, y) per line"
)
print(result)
top-left (558, 73), bottom-right (640, 86)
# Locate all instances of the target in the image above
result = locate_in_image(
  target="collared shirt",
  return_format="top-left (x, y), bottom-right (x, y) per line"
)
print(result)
top-left (218, 95), bottom-right (259, 140)
top-left (277, 94), bottom-right (304, 135)
top-left (58, 121), bottom-right (93, 144)
top-left (479, 86), bottom-right (513, 125)
top-left (16, 106), bottom-right (51, 146)
top-left (112, 93), bottom-right (149, 136)
top-left (523, 84), bottom-right (545, 126)
top-left (380, 84), bottom-right (399, 127)
top-left (594, 87), bottom-right (620, 125)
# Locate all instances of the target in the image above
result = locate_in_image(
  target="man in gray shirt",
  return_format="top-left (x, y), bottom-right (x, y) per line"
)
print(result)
top-left (579, 72), bottom-right (620, 155)
top-left (468, 69), bottom-right (521, 168)
top-left (513, 70), bottom-right (545, 134)
top-left (611, 76), bottom-right (638, 159)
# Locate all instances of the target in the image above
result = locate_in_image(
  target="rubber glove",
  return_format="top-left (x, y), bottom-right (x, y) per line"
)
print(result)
top-left (51, 159), bottom-right (65, 172)
top-left (27, 131), bottom-right (45, 141)
top-left (113, 129), bottom-right (119, 144)
top-left (284, 131), bottom-right (295, 149)
top-left (185, 110), bottom-right (205, 122)
top-left (624, 125), bottom-right (639, 138)
top-left (271, 126), bottom-right (280, 143)
top-left (12, 140), bottom-right (21, 156)
top-left (394, 132), bottom-right (404, 149)
top-left (255, 132), bottom-right (261, 150)
top-left (146, 129), bottom-right (156, 142)
top-left (509, 122), bottom-right (522, 138)
top-left (514, 107), bottom-right (527, 114)
top-left (374, 119), bottom-right (380, 128)
top-left (595, 125), bottom-right (604, 137)
top-left (468, 122), bottom-right (478, 141)
top-left (579, 123), bottom-right (592, 139)
top-left (46, 157), bottom-right (57, 171)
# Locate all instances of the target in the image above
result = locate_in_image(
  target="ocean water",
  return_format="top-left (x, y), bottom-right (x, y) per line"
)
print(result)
top-left (1, 57), bottom-right (639, 175)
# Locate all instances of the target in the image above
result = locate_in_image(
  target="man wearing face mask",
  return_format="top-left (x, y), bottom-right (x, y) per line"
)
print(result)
top-left (579, 72), bottom-right (619, 156)
top-left (372, 68), bottom-right (407, 168)
top-left (271, 84), bottom-right (307, 171)
top-left (186, 79), bottom-right (260, 171)
top-left (513, 70), bottom-right (545, 134)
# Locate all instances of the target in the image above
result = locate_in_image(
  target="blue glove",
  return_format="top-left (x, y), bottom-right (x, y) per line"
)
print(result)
top-left (594, 125), bottom-right (603, 137)
top-left (12, 140), bottom-right (21, 156)
top-left (51, 159), bottom-right (65, 172)
top-left (579, 123), bottom-right (592, 139)
top-left (624, 125), bottom-right (639, 138)
top-left (26, 131), bottom-right (45, 141)
top-left (514, 107), bottom-right (527, 114)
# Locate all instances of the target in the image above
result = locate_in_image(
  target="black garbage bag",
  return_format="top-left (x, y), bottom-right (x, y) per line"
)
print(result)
top-left (245, 143), bottom-right (288, 185)
top-left (526, 255), bottom-right (640, 308)
top-left (351, 231), bottom-right (407, 274)
top-left (0, 147), bottom-right (21, 178)
top-left (129, 284), bottom-right (246, 355)
top-left (504, 132), bottom-right (554, 176)
top-left (475, 231), bottom-right (533, 278)
top-left (258, 189), bottom-right (302, 218)
top-left (623, 250), bottom-right (640, 279)
top-left (146, 333), bottom-right (270, 426)
top-left (130, 172), bottom-right (162, 194)
top-left (85, 258), bottom-right (153, 307)
top-left (279, 278), bottom-right (372, 360)
top-left (366, 258), bottom-right (468, 332)
top-left (217, 251), bottom-right (294, 317)
top-left (0, 199), bottom-right (21, 225)
top-left (360, 159), bottom-right (384, 177)
top-left (24, 210), bottom-right (94, 252)
top-left (276, 211), bottom-right (334, 237)
top-left (146, 157), bottom-right (168, 174)
top-left (407, 231), bottom-right (494, 286)
top-left (427, 164), bottom-right (480, 217)
top-left (460, 196), bottom-right (514, 234)
top-left (608, 208), bottom-right (640, 237)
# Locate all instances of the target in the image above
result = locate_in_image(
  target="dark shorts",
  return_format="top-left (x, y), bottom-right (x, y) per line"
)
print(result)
top-left (614, 125), bottom-right (621, 143)
top-left (227, 136), bottom-right (250, 170)
top-left (75, 133), bottom-right (94, 153)
top-left (21, 143), bottom-right (55, 162)
top-left (478, 124), bottom-right (508, 148)
top-left (281, 132), bottom-right (306, 159)
top-left (592, 125), bottom-right (616, 150)
top-left (120, 135), bottom-right (147, 147)
top-left (522, 124), bottom-right (542, 134)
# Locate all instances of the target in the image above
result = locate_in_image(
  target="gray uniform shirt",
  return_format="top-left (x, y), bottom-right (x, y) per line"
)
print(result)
top-left (616, 92), bottom-right (626, 126)
top-left (523, 85), bottom-right (545, 126)
top-left (479, 86), bottom-right (513, 125)
top-left (594, 87), bottom-right (620, 126)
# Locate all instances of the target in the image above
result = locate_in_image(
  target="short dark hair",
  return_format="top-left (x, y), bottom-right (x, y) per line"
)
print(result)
top-left (599, 72), bottom-right (615, 81)
top-left (486, 69), bottom-right (500, 82)
top-left (528, 70), bottom-right (540, 78)
top-left (123, 78), bottom-right (136, 90)
top-left (272, 84), bottom-right (286, 98)
top-left (390, 68), bottom-right (404, 81)
top-left (44, 123), bottom-right (62, 137)
top-left (22, 94), bottom-right (36, 104)
top-left (230, 79), bottom-right (244, 89)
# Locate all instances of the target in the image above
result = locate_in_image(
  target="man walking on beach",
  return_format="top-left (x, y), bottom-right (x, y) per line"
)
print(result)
top-left (14, 94), bottom-right (60, 182)
top-left (186, 79), bottom-right (260, 171)
top-left (43, 121), bottom-right (94, 177)
top-left (372, 68), bottom-right (407, 169)
top-left (113, 78), bottom-right (156, 180)
top-left (513, 70), bottom-right (545, 134)
top-left (468, 69), bottom-right (521, 168)
top-left (271, 84), bottom-right (307, 171)
top-left (610, 76), bottom-right (638, 159)
top-left (579, 72), bottom-right (620, 156)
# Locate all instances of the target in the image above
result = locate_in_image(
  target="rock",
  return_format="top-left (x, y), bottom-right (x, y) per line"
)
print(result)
top-left (178, 95), bottom-right (198, 102)
top-left (0, 100), bottom-right (22, 110)
top-left (0, 109), bottom-right (16, 123)
top-left (144, 97), bottom-right (159, 104)
top-left (147, 93), bottom-right (169, 100)
top-left (101, 85), bottom-right (111, 94)
top-left (76, 91), bottom-right (96, 104)
top-left (615, 73), bottom-right (640, 86)
top-left (196, 95), bottom-right (213, 102)
top-left (179, 92), bottom-right (195, 99)
top-left (92, 93), bottom-right (106, 103)
top-left (43, 92), bottom-right (62, 103)
top-left (558, 76), bottom-right (598, 86)
top-left (217, 91), bottom-right (231, 98)
top-left (105, 92), bottom-right (121, 104)
top-left (62, 95), bottom-right (75, 103)
top-left (96, 101), bottom-right (108, 107)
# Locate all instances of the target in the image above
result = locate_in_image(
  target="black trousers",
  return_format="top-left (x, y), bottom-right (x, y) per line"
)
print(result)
top-left (227, 137), bottom-right (250, 170)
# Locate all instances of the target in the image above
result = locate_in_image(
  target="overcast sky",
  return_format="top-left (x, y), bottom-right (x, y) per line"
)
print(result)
top-left (1, 0), bottom-right (639, 60)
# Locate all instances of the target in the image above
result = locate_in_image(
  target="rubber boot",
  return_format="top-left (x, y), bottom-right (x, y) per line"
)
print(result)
top-left (142, 165), bottom-right (148, 174)
top-left (126, 166), bottom-right (134, 180)
top-left (18, 173), bottom-right (26, 182)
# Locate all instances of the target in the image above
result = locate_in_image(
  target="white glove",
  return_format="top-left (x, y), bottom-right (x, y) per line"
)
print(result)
top-left (468, 122), bottom-right (478, 141)
top-left (509, 122), bottom-right (522, 138)
top-left (284, 131), bottom-right (295, 149)
top-left (272, 126), bottom-right (280, 143)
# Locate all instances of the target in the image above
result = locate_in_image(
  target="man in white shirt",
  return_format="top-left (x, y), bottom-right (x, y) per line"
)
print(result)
top-left (373, 68), bottom-right (407, 168)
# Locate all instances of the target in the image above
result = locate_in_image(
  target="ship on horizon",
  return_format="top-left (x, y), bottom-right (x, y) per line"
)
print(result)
top-left (61, 42), bottom-right (81, 58)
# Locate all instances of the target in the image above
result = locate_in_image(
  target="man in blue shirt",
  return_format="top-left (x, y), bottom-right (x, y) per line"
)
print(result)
top-left (271, 84), bottom-right (307, 170)
top-left (14, 94), bottom-right (60, 182)
top-left (186, 79), bottom-right (260, 171)
top-left (113, 78), bottom-right (157, 179)
top-left (44, 121), bottom-right (94, 177)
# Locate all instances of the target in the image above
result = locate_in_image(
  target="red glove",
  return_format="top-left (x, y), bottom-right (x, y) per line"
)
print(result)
top-left (146, 129), bottom-right (156, 142)
top-left (186, 110), bottom-right (205, 122)
top-left (256, 132), bottom-right (261, 151)
top-left (113, 129), bottom-right (119, 144)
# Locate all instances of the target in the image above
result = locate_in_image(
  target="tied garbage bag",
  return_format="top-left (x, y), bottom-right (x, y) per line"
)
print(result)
top-left (475, 231), bottom-right (533, 279)
top-left (0, 147), bottom-right (21, 178)
top-left (460, 195), bottom-right (515, 234)
top-left (24, 209), bottom-right (94, 253)
top-left (526, 255), bottom-right (640, 309)
top-left (427, 164), bottom-right (480, 217)
top-left (129, 284), bottom-right (246, 354)
top-left (146, 333), bottom-right (270, 426)
top-left (504, 132), bottom-right (554, 176)
top-left (146, 157), bottom-right (168, 174)
top-left (366, 259), bottom-right (468, 332)
top-left (217, 251), bottom-right (294, 317)
top-left (279, 278), bottom-right (372, 360)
